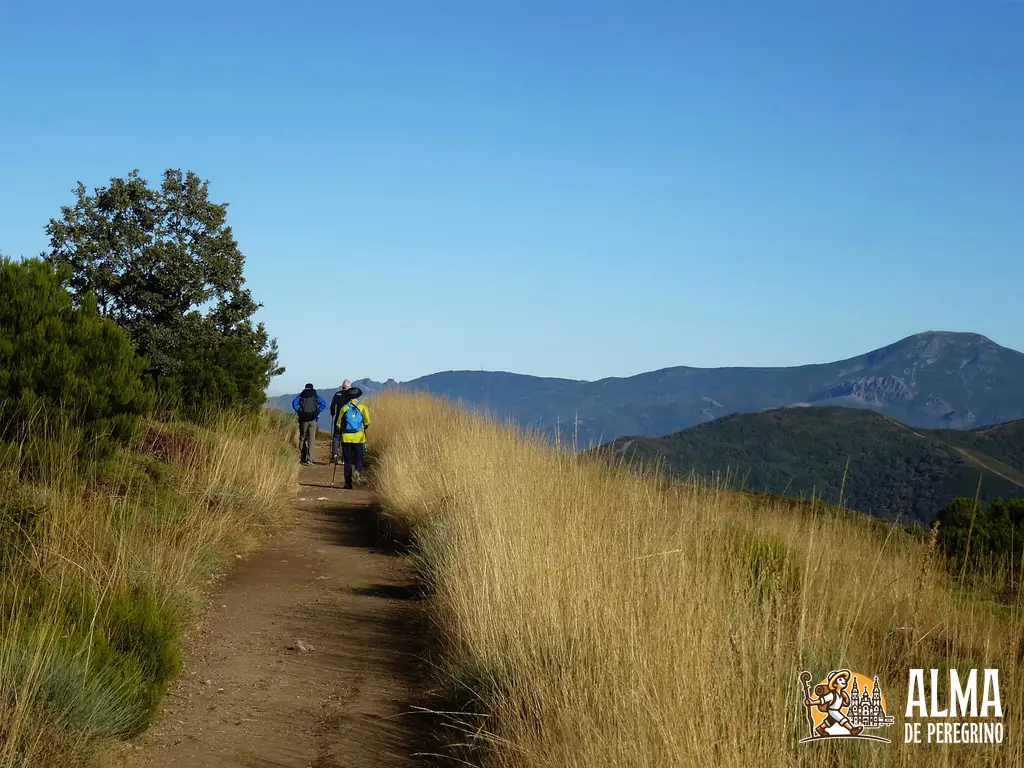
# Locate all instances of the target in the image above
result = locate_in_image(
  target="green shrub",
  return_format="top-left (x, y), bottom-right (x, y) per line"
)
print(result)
top-left (87, 449), bottom-right (162, 499)
top-left (0, 256), bottom-right (154, 457)
top-left (98, 584), bottom-right (183, 730)
top-left (0, 617), bottom-right (141, 740)
top-left (937, 496), bottom-right (1024, 578)
top-left (25, 581), bottom-right (185, 737)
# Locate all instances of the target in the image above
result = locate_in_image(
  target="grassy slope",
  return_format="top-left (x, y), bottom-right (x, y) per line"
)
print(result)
top-left (932, 419), bottom-right (1024, 479)
top-left (370, 391), bottom-right (1023, 768)
top-left (0, 411), bottom-right (296, 767)
top-left (604, 407), bottom-right (1024, 526)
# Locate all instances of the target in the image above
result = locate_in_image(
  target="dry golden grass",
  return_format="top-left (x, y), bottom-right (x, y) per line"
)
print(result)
top-left (371, 391), bottom-right (1023, 767)
top-left (0, 410), bottom-right (296, 767)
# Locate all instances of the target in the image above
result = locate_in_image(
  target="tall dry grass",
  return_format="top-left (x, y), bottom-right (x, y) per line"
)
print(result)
top-left (370, 391), bottom-right (1023, 767)
top-left (0, 409), bottom-right (296, 767)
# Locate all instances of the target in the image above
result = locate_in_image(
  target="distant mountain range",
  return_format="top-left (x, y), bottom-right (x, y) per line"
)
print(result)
top-left (268, 331), bottom-right (1024, 448)
top-left (601, 407), bottom-right (1024, 526)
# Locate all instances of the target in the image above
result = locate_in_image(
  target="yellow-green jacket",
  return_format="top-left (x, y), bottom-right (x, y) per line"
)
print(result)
top-left (335, 400), bottom-right (370, 443)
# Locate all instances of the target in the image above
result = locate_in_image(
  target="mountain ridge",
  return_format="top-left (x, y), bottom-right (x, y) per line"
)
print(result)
top-left (268, 331), bottom-right (1024, 445)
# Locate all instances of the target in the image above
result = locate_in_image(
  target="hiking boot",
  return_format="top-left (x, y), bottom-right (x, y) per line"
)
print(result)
top-left (330, 454), bottom-right (338, 464)
top-left (847, 725), bottom-right (863, 736)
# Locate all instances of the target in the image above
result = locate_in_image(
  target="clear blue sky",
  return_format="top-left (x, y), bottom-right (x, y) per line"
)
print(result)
top-left (2, 1), bottom-right (1022, 395)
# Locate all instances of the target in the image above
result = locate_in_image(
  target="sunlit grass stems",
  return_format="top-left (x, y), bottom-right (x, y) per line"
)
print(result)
top-left (0, 409), bottom-right (296, 767)
top-left (370, 391), bottom-right (1024, 767)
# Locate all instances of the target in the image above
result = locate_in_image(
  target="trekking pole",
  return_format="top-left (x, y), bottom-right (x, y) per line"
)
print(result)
top-left (331, 425), bottom-right (338, 487)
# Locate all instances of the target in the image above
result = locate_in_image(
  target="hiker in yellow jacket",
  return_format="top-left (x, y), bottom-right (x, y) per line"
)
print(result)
top-left (336, 392), bottom-right (370, 490)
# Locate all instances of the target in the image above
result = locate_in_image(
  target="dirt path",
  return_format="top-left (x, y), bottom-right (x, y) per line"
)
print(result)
top-left (111, 440), bottom-right (434, 768)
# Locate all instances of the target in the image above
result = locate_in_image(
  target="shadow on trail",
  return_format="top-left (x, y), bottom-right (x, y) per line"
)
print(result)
top-left (302, 496), bottom-right (455, 766)
top-left (352, 583), bottom-right (426, 601)
top-left (320, 502), bottom-right (413, 557)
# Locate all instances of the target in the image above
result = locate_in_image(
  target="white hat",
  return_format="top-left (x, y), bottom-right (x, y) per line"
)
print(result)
top-left (827, 669), bottom-right (851, 689)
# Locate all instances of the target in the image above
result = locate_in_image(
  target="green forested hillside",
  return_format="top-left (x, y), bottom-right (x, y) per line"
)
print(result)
top-left (605, 407), bottom-right (1024, 526)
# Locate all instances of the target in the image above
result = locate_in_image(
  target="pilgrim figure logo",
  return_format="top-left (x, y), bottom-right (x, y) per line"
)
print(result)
top-left (798, 669), bottom-right (895, 744)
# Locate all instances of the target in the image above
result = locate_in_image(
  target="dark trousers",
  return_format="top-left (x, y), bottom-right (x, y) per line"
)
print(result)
top-left (331, 431), bottom-right (340, 459)
top-left (298, 420), bottom-right (317, 463)
top-left (341, 442), bottom-right (365, 487)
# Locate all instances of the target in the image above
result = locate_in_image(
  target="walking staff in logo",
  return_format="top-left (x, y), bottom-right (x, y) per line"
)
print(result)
top-left (292, 383), bottom-right (326, 466)
top-left (804, 669), bottom-right (863, 737)
top-left (798, 672), bottom-right (816, 738)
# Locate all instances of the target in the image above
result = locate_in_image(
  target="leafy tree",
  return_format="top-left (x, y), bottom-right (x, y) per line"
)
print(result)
top-left (0, 256), bottom-right (153, 453)
top-left (43, 169), bottom-right (283, 410)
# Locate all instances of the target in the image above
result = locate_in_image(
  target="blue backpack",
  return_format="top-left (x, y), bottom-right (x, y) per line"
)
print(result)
top-left (342, 403), bottom-right (364, 433)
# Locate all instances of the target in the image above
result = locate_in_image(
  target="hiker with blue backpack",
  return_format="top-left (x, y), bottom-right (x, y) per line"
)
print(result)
top-left (335, 388), bottom-right (370, 490)
top-left (329, 378), bottom-right (354, 464)
top-left (292, 383), bottom-right (326, 466)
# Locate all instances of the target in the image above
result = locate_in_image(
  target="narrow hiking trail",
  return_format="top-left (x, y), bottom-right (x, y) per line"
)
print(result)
top-left (952, 447), bottom-right (1024, 488)
top-left (111, 440), bottom-right (433, 768)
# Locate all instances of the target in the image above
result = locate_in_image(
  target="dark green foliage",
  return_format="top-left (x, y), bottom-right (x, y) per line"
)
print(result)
top-left (607, 407), bottom-right (1024, 527)
top-left (87, 449), bottom-right (164, 499)
top-left (935, 498), bottom-right (979, 566)
top-left (160, 316), bottom-right (279, 414)
top-left (0, 256), bottom-right (153, 456)
top-left (44, 169), bottom-right (283, 412)
top-left (937, 496), bottom-right (1024, 574)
